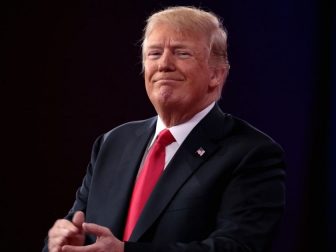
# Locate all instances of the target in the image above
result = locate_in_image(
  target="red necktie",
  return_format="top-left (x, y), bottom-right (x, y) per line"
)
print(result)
top-left (123, 129), bottom-right (175, 241)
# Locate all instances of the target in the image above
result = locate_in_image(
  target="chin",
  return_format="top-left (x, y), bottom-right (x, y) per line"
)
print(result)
top-left (152, 87), bottom-right (173, 103)
top-left (153, 96), bottom-right (180, 111)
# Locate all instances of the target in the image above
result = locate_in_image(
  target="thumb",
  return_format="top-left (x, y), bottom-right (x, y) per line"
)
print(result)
top-left (82, 223), bottom-right (112, 237)
top-left (72, 211), bottom-right (85, 229)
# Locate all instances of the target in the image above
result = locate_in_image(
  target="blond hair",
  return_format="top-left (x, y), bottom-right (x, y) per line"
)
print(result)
top-left (142, 6), bottom-right (229, 67)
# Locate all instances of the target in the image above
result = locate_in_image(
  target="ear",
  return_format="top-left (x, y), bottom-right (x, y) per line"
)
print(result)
top-left (209, 65), bottom-right (229, 88)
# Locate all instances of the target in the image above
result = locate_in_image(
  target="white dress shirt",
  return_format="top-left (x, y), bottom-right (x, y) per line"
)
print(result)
top-left (149, 102), bottom-right (215, 169)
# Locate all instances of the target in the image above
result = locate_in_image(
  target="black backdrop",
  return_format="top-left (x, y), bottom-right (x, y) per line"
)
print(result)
top-left (3, 0), bottom-right (334, 251)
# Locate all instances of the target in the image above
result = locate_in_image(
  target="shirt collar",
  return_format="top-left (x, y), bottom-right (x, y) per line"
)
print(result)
top-left (153, 102), bottom-right (215, 146)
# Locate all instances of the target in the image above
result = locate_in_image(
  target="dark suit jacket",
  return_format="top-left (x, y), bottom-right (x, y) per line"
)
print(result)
top-left (43, 104), bottom-right (286, 252)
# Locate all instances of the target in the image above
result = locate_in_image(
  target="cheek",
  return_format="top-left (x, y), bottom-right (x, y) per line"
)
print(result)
top-left (144, 68), bottom-right (152, 84)
top-left (144, 60), bottom-right (156, 74)
top-left (144, 67), bottom-right (155, 93)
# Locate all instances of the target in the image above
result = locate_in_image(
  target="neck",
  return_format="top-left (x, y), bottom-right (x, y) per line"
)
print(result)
top-left (157, 101), bottom-right (215, 127)
top-left (159, 113), bottom-right (194, 127)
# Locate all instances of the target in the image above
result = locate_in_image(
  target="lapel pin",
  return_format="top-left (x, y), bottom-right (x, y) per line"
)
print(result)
top-left (196, 147), bottom-right (205, 157)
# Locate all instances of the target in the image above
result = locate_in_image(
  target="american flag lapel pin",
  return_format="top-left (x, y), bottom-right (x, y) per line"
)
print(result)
top-left (196, 147), bottom-right (205, 157)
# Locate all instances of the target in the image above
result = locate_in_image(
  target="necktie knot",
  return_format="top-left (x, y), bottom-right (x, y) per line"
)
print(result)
top-left (156, 129), bottom-right (175, 147)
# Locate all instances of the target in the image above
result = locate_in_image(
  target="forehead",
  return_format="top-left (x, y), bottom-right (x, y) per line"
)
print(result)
top-left (144, 24), bottom-right (209, 49)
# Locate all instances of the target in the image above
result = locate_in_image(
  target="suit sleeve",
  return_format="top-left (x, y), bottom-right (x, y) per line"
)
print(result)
top-left (66, 134), bottom-right (106, 219)
top-left (41, 134), bottom-right (105, 252)
top-left (125, 141), bottom-right (286, 252)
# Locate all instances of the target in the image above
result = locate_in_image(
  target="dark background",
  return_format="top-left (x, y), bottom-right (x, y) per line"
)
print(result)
top-left (3, 0), bottom-right (335, 251)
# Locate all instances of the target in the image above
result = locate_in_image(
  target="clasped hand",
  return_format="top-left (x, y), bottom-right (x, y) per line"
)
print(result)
top-left (48, 211), bottom-right (124, 252)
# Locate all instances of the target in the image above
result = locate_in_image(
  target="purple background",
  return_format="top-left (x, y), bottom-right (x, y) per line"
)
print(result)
top-left (3, 0), bottom-right (335, 251)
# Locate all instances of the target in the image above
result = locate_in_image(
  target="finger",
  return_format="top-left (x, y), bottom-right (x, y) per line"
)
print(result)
top-left (62, 243), bottom-right (95, 252)
top-left (72, 211), bottom-right (85, 229)
top-left (49, 226), bottom-right (79, 238)
top-left (48, 236), bottom-right (64, 252)
top-left (49, 231), bottom-right (74, 251)
top-left (82, 222), bottom-right (112, 237)
top-left (48, 227), bottom-right (79, 250)
top-left (52, 219), bottom-right (79, 233)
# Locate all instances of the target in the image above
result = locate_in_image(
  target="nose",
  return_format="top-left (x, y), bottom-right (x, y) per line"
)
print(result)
top-left (158, 50), bottom-right (175, 72)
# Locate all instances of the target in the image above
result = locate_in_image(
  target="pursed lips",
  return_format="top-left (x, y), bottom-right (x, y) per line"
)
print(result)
top-left (153, 76), bottom-right (184, 83)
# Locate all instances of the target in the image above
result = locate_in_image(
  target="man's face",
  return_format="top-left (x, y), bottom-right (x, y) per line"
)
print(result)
top-left (143, 24), bottom-right (221, 121)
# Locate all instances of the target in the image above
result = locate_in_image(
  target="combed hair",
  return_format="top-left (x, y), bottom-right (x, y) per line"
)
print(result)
top-left (142, 6), bottom-right (229, 67)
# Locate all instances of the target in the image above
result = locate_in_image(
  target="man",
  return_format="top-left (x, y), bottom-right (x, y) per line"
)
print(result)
top-left (44, 6), bottom-right (285, 252)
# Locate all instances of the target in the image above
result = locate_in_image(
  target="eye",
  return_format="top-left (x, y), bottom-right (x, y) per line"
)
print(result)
top-left (147, 50), bottom-right (162, 59)
top-left (175, 50), bottom-right (192, 59)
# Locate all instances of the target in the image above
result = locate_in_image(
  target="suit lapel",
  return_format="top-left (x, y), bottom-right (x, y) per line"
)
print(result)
top-left (129, 104), bottom-right (233, 241)
top-left (103, 118), bottom-right (156, 239)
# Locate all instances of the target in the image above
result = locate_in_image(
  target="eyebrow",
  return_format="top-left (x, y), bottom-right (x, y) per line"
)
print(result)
top-left (145, 43), bottom-right (193, 50)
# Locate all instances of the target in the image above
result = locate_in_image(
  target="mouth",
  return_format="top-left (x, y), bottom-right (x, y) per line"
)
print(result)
top-left (154, 78), bottom-right (180, 82)
top-left (153, 77), bottom-right (184, 83)
top-left (153, 79), bottom-right (183, 87)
